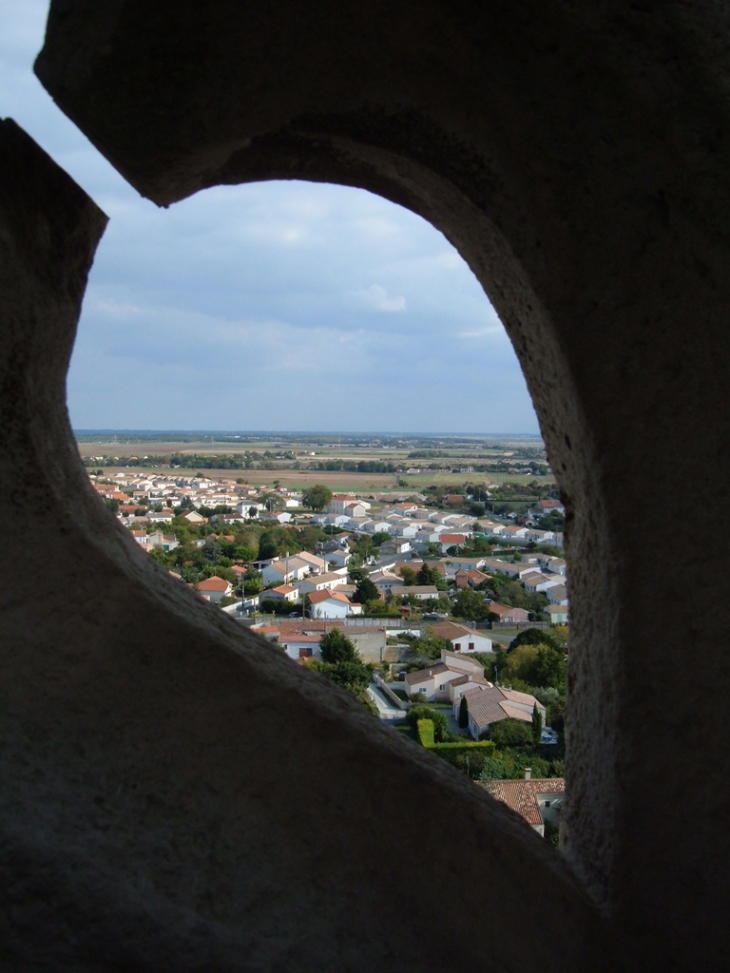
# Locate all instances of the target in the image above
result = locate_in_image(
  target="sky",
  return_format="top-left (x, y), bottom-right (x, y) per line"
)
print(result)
top-left (0, 2), bottom-right (539, 435)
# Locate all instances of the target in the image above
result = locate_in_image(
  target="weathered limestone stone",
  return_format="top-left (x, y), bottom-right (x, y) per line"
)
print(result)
top-left (0, 0), bottom-right (728, 969)
top-left (0, 122), bottom-right (614, 971)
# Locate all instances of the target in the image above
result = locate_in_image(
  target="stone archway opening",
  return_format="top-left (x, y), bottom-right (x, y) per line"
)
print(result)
top-left (3, 2), bottom-right (728, 969)
top-left (68, 172), bottom-right (561, 774)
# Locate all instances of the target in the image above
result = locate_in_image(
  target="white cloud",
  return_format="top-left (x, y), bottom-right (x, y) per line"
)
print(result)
top-left (349, 283), bottom-right (407, 312)
top-left (0, 10), bottom-right (539, 434)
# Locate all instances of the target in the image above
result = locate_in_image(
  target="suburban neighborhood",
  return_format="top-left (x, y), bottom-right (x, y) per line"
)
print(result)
top-left (91, 466), bottom-right (568, 839)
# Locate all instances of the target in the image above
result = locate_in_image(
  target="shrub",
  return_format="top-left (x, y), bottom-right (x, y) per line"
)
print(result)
top-left (417, 719), bottom-right (436, 747)
top-left (408, 705), bottom-right (448, 742)
top-left (489, 719), bottom-right (534, 747)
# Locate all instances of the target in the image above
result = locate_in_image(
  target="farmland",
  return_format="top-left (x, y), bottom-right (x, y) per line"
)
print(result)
top-left (75, 431), bottom-right (554, 493)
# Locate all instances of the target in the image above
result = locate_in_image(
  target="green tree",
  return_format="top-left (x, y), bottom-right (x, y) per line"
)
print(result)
top-left (320, 628), bottom-right (359, 664)
top-left (258, 526), bottom-right (302, 560)
top-left (416, 562), bottom-right (447, 590)
top-left (509, 627), bottom-right (561, 652)
top-left (354, 578), bottom-right (379, 604)
top-left (532, 702), bottom-right (544, 743)
top-left (489, 719), bottom-right (534, 747)
top-left (458, 695), bottom-right (469, 728)
top-left (399, 566), bottom-right (417, 586)
top-left (302, 484), bottom-right (333, 511)
top-left (452, 588), bottom-right (488, 621)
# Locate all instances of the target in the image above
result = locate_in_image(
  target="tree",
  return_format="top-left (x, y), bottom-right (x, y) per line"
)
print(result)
top-left (399, 566), bottom-right (417, 586)
top-left (320, 628), bottom-right (359, 664)
top-left (302, 484), bottom-right (332, 511)
top-left (489, 719), bottom-right (534, 747)
top-left (458, 695), bottom-right (469, 729)
top-left (501, 642), bottom-right (566, 691)
top-left (509, 627), bottom-right (561, 652)
top-left (532, 702), bottom-right (544, 743)
top-left (452, 588), bottom-right (488, 621)
top-left (354, 578), bottom-right (379, 604)
top-left (348, 566), bottom-right (368, 584)
top-left (258, 526), bottom-right (302, 560)
top-left (416, 563), bottom-right (447, 589)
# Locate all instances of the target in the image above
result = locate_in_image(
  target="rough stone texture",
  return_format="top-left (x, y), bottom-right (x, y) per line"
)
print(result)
top-left (0, 0), bottom-right (725, 969)
top-left (0, 121), bottom-right (615, 972)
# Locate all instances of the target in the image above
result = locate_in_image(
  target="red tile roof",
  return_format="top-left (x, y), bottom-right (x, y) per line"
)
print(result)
top-left (482, 778), bottom-right (565, 827)
top-left (197, 576), bottom-right (231, 591)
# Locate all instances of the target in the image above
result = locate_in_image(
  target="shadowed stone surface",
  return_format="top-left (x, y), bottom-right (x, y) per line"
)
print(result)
top-left (1, 0), bottom-right (728, 969)
top-left (0, 120), bottom-right (614, 972)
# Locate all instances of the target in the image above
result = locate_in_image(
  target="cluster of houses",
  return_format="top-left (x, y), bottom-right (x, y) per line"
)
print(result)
top-left (310, 494), bottom-right (563, 553)
top-left (92, 473), bottom-right (568, 622)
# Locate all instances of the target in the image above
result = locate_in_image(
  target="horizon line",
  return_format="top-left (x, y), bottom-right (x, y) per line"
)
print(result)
top-left (73, 428), bottom-right (543, 438)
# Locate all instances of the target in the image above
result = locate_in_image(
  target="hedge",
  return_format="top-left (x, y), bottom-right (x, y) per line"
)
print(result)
top-left (427, 740), bottom-right (496, 770)
top-left (415, 720), bottom-right (496, 770)
top-left (416, 719), bottom-right (436, 747)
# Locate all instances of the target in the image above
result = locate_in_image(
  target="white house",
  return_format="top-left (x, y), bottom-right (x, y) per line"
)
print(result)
top-left (457, 685), bottom-right (546, 740)
top-left (521, 571), bottom-right (564, 593)
top-left (296, 572), bottom-right (350, 596)
top-left (431, 621), bottom-right (492, 654)
top-left (325, 549), bottom-right (351, 569)
top-left (196, 576), bottom-right (233, 603)
top-left (327, 494), bottom-right (372, 515)
top-left (261, 584), bottom-right (299, 604)
top-left (308, 589), bottom-right (352, 619)
top-left (547, 584), bottom-right (569, 606)
top-left (404, 650), bottom-right (489, 702)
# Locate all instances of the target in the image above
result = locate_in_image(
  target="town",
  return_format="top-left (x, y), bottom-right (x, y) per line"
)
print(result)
top-left (89, 441), bottom-right (569, 840)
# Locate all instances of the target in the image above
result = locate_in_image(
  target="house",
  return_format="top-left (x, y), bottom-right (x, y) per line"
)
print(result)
top-left (296, 572), bottom-right (350, 596)
top-left (400, 585), bottom-right (440, 601)
top-left (379, 539), bottom-right (412, 556)
top-left (438, 555), bottom-right (487, 574)
top-left (368, 571), bottom-right (405, 596)
top-left (522, 571), bottom-right (563, 593)
top-left (454, 568), bottom-right (490, 589)
top-left (547, 605), bottom-right (569, 624)
top-left (431, 621), bottom-right (493, 654)
top-left (261, 584), bottom-right (299, 604)
top-left (181, 509), bottom-right (207, 523)
top-left (487, 602), bottom-right (531, 624)
top-left (295, 551), bottom-right (329, 574)
top-left (196, 576), bottom-right (233, 603)
top-left (308, 589), bottom-right (352, 619)
top-left (133, 529), bottom-right (179, 552)
top-left (327, 494), bottom-right (372, 515)
top-left (279, 633), bottom-right (322, 661)
top-left (261, 560), bottom-right (296, 586)
top-left (547, 584), bottom-right (569, 606)
top-left (325, 548), bottom-right (351, 569)
top-left (404, 649), bottom-right (489, 701)
top-left (539, 556), bottom-right (567, 576)
top-left (438, 533), bottom-right (468, 553)
top-left (259, 511), bottom-right (293, 524)
top-left (528, 499), bottom-right (566, 519)
top-left (457, 684), bottom-right (546, 740)
top-left (147, 509), bottom-right (175, 523)
top-left (500, 525), bottom-right (530, 541)
top-left (482, 777), bottom-right (565, 837)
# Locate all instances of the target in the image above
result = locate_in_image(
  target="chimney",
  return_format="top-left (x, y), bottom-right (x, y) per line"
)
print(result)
top-left (524, 768), bottom-right (532, 780)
